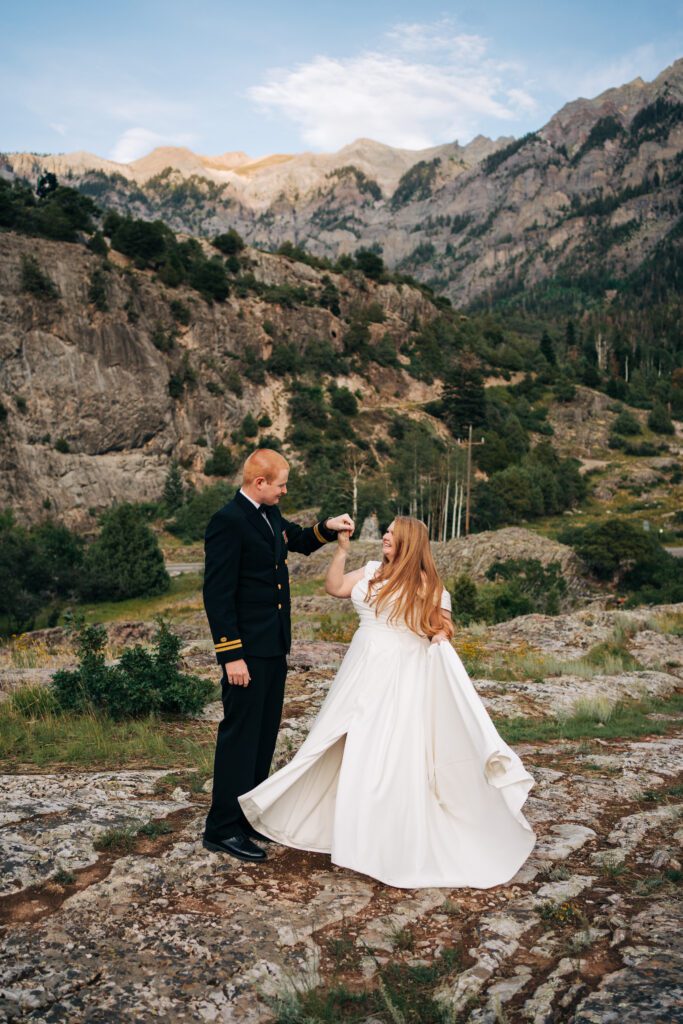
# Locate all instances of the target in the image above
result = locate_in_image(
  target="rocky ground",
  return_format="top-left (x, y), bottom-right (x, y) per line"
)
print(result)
top-left (0, 593), bottom-right (681, 1022)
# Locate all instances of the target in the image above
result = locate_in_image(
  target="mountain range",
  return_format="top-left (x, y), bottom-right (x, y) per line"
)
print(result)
top-left (4, 58), bottom-right (683, 306)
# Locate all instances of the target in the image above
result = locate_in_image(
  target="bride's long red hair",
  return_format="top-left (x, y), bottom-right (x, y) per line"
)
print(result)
top-left (366, 516), bottom-right (454, 639)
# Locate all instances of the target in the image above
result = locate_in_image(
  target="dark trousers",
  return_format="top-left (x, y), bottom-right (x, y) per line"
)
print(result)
top-left (204, 655), bottom-right (288, 838)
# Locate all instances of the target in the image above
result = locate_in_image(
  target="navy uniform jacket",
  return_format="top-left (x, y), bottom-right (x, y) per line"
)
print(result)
top-left (203, 490), bottom-right (337, 665)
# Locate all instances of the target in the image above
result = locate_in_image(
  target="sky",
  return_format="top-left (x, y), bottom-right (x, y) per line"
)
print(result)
top-left (1, 1), bottom-right (682, 162)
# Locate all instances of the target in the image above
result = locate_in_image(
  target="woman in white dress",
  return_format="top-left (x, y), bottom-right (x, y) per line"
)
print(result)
top-left (239, 517), bottom-right (536, 888)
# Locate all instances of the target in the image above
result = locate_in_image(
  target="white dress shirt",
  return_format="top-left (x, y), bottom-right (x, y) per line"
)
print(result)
top-left (240, 488), bottom-right (274, 533)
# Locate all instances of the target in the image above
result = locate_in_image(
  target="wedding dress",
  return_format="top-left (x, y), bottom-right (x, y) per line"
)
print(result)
top-left (239, 561), bottom-right (536, 888)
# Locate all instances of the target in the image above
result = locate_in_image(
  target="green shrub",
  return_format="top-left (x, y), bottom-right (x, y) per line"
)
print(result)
top-left (329, 385), bottom-right (358, 416)
top-left (51, 620), bottom-right (214, 719)
top-left (55, 437), bottom-right (70, 453)
top-left (167, 482), bottom-right (233, 542)
top-left (319, 276), bottom-right (341, 315)
top-left (450, 560), bottom-right (568, 625)
top-left (647, 402), bottom-right (675, 435)
top-left (204, 444), bottom-right (236, 477)
top-left (354, 248), bottom-right (385, 280)
top-left (213, 229), bottom-right (244, 255)
top-left (559, 518), bottom-right (682, 602)
top-left (88, 265), bottom-right (108, 311)
top-left (267, 342), bottom-right (302, 376)
top-left (169, 299), bottom-right (191, 325)
top-left (20, 255), bottom-right (59, 299)
top-left (449, 574), bottom-right (479, 624)
top-left (80, 504), bottom-right (169, 602)
top-left (612, 409), bottom-right (641, 435)
top-left (242, 413), bottom-right (258, 437)
top-left (87, 231), bottom-right (108, 257)
top-left (190, 258), bottom-right (229, 302)
top-left (151, 324), bottom-right (175, 352)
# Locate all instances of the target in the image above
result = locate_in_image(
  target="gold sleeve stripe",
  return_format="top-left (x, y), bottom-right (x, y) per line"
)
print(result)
top-left (215, 640), bottom-right (243, 651)
top-left (313, 522), bottom-right (327, 544)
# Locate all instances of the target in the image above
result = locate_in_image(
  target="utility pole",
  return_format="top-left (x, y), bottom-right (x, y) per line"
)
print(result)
top-left (455, 425), bottom-right (485, 537)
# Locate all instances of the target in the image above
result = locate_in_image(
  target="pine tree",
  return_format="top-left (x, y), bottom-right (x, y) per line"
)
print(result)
top-left (539, 331), bottom-right (556, 365)
top-left (163, 461), bottom-right (184, 512)
top-left (81, 504), bottom-right (170, 601)
top-left (441, 365), bottom-right (487, 437)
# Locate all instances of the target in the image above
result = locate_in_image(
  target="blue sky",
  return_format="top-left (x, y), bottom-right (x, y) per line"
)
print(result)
top-left (2, 1), bottom-right (682, 161)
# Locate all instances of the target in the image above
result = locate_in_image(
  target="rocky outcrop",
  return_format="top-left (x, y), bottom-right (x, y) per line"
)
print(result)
top-left (0, 232), bottom-right (436, 525)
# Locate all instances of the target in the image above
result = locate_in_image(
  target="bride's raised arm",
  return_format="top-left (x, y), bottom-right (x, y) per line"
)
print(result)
top-left (325, 530), bottom-right (365, 598)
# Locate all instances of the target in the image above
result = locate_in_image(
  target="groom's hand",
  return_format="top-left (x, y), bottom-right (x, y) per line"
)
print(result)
top-left (326, 514), bottom-right (355, 535)
top-left (226, 659), bottom-right (251, 686)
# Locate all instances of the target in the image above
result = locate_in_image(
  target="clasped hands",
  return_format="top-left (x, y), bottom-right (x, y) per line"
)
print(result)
top-left (227, 513), bottom-right (355, 686)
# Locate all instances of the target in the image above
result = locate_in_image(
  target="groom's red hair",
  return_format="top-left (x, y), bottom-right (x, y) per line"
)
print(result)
top-left (243, 448), bottom-right (289, 485)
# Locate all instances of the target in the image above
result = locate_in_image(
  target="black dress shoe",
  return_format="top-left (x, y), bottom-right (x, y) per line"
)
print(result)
top-left (244, 825), bottom-right (273, 844)
top-left (202, 832), bottom-right (266, 862)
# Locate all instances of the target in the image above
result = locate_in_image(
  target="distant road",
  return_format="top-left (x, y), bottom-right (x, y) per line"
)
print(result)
top-left (166, 562), bottom-right (204, 576)
top-left (665, 547), bottom-right (683, 559)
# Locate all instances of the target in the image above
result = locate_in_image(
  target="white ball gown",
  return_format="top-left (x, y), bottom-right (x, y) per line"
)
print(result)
top-left (239, 561), bottom-right (536, 888)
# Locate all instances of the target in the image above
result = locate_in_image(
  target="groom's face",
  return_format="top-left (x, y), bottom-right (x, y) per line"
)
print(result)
top-left (257, 470), bottom-right (289, 506)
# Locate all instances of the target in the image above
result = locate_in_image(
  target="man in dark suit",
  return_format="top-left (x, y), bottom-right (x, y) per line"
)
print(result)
top-left (202, 448), bottom-right (354, 862)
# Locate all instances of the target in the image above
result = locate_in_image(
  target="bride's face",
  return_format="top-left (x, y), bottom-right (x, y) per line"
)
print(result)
top-left (382, 521), bottom-right (396, 561)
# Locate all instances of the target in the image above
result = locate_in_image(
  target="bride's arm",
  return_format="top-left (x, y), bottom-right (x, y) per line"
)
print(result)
top-left (430, 608), bottom-right (454, 644)
top-left (325, 530), bottom-right (365, 598)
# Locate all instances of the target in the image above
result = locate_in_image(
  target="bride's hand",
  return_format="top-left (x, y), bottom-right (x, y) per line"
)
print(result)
top-left (337, 529), bottom-right (351, 552)
top-left (430, 631), bottom-right (449, 645)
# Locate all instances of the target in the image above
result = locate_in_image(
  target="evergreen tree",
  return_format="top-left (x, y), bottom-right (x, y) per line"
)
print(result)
top-left (441, 364), bottom-right (487, 437)
top-left (81, 504), bottom-right (170, 601)
top-left (162, 461), bottom-right (184, 512)
top-left (539, 331), bottom-right (555, 365)
top-left (647, 402), bottom-right (675, 435)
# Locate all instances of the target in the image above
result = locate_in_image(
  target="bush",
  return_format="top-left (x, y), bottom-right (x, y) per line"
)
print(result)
top-left (0, 513), bottom-right (84, 634)
top-left (190, 258), bottom-right (229, 302)
top-left (213, 230), bottom-right (245, 255)
top-left (647, 402), bottom-right (675, 435)
top-left (54, 437), bottom-right (70, 453)
top-left (484, 559), bottom-right (568, 618)
top-left (204, 444), bottom-right (236, 477)
top-left (169, 299), bottom-right (191, 325)
top-left (449, 574), bottom-right (479, 624)
top-left (558, 518), bottom-right (682, 602)
top-left (20, 255), bottom-right (59, 299)
top-left (242, 413), bottom-right (258, 437)
top-left (80, 504), bottom-right (169, 602)
top-left (612, 409), bottom-right (641, 435)
top-left (329, 385), bottom-right (358, 416)
top-left (167, 483), bottom-right (233, 542)
top-left (267, 342), bottom-right (302, 376)
top-left (449, 560), bottom-right (567, 625)
top-left (87, 231), bottom-right (108, 257)
top-left (51, 620), bottom-right (214, 719)
top-left (354, 248), bottom-right (385, 281)
top-left (88, 266), bottom-right (108, 311)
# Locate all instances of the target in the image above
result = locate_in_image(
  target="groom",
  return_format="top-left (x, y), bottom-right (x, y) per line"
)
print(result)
top-left (202, 448), bottom-right (354, 861)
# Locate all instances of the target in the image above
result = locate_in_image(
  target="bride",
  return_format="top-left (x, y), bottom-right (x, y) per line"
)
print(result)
top-left (239, 516), bottom-right (536, 888)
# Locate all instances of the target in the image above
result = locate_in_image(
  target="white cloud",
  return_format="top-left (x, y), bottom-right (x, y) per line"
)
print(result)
top-left (49, 122), bottom-right (67, 136)
top-left (248, 20), bottom-right (539, 151)
top-left (110, 127), bottom-right (196, 163)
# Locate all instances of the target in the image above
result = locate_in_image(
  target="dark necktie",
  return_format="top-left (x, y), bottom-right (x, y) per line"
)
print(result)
top-left (258, 504), bottom-right (274, 534)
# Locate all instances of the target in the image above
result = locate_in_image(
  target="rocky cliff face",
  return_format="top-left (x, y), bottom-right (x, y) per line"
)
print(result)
top-left (4, 59), bottom-right (682, 306)
top-left (0, 232), bottom-right (437, 526)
